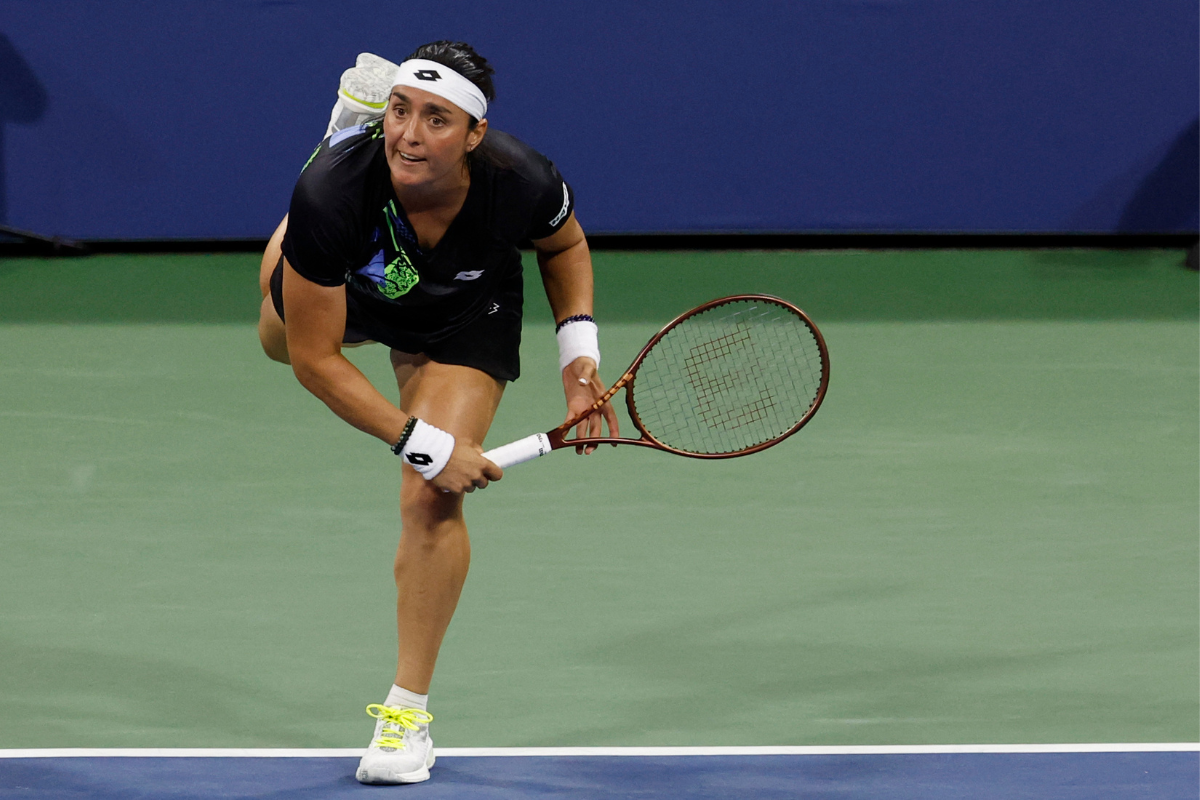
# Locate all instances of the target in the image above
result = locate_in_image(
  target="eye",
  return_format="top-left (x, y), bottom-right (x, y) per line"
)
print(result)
top-left (430, 117), bottom-right (445, 127)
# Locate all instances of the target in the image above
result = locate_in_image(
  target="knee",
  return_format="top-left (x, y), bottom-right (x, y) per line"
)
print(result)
top-left (395, 478), bottom-right (469, 577)
top-left (258, 325), bottom-right (290, 364)
top-left (259, 334), bottom-right (290, 364)
top-left (399, 473), bottom-right (463, 537)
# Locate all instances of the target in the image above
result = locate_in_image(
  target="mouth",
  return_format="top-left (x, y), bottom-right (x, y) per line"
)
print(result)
top-left (397, 151), bottom-right (425, 164)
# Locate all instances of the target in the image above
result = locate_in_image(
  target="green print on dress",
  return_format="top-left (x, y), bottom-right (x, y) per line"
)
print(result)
top-left (300, 142), bottom-right (322, 174)
top-left (381, 251), bottom-right (419, 299)
top-left (378, 199), bottom-right (419, 298)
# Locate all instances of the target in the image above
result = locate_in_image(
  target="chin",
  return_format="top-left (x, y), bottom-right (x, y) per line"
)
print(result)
top-left (390, 165), bottom-right (428, 185)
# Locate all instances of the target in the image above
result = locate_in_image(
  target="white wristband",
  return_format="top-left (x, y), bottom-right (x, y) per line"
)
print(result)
top-left (556, 320), bottom-right (601, 372)
top-left (398, 419), bottom-right (455, 480)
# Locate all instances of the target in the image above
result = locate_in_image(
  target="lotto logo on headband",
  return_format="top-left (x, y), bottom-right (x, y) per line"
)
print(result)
top-left (394, 58), bottom-right (488, 120)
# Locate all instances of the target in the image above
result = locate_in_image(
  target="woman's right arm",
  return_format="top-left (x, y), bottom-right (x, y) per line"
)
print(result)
top-left (281, 259), bottom-right (501, 492)
top-left (282, 258), bottom-right (409, 444)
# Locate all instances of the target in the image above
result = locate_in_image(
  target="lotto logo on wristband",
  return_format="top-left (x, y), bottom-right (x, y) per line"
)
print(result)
top-left (396, 417), bottom-right (455, 480)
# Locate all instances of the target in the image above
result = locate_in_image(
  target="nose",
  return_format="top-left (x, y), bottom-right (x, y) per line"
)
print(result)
top-left (399, 114), bottom-right (420, 145)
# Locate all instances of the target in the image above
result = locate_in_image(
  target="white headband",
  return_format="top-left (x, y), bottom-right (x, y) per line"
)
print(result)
top-left (393, 58), bottom-right (488, 121)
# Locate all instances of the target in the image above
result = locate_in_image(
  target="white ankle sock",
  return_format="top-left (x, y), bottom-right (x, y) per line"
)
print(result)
top-left (385, 684), bottom-right (428, 712)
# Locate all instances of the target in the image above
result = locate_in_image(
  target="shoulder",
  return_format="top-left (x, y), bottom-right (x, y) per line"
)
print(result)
top-left (479, 129), bottom-right (565, 194)
top-left (292, 121), bottom-right (386, 211)
top-left (477, 129), bottom-right (574, 238)
top-left (283, 122), bottom-right (386, 281)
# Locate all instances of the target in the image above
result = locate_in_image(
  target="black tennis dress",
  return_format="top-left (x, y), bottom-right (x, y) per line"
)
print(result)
top-left (274, 119), bottom-right (575, 381)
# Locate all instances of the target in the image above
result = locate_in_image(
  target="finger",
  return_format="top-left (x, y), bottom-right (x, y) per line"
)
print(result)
top-left (585, 409), bottom-right (601, 454)
top-left (482, 461), bottom-right (503, 481)
top-left (565, 404), bottom-right (583, 426)
top-left (590, 377), bottom-right (611, 410)
top-left (563, 397), bottom-right (581, 425)
top-left (601, 401), bottom-right (620, 442)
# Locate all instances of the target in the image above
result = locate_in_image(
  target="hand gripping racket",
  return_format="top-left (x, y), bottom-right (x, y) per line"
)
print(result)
top-left (482, 294), bottom-right (830, 468)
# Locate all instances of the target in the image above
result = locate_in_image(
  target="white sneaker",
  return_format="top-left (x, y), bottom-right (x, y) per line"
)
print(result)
top-left (354, 703), bottom-right (435, 784)
top-left (325, 53), bottom-right (400, 137)
top-left (354, 52), bottom-right (401, 81)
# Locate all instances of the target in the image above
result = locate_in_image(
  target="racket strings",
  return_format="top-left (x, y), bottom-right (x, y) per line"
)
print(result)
top-left (632, 300), bottom-right (824, 455)
top-left (684, 327), bottom-right (772, 430)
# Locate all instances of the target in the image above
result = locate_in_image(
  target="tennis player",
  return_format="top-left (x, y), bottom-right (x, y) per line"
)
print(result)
top-left (256, 41), bottom-right (618, 784)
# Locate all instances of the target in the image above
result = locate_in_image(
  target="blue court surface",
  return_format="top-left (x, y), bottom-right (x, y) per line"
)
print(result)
top-left (1, 747), bottom-right (1196, 799)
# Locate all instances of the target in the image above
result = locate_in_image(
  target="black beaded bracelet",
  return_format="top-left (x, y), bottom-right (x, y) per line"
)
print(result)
top-left (555, 314), bottom-right (595, 334)
top-left (391, 417), bottom-right (418, 456)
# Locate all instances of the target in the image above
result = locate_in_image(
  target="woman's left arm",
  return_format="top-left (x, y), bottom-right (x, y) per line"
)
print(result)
top-left (532, 213), bottom-right (620, 453)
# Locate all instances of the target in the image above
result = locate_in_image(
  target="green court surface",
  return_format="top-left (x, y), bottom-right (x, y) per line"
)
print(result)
top-left (0, 249), bottom-right (1196, 750)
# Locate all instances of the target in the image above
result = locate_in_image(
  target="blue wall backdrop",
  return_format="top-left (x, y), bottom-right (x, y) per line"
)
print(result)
top-left (1, 0), bottom-right (1196, 239)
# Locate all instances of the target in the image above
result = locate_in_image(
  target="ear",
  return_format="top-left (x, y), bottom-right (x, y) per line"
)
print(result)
top-left (466, 118), bottom-right (488, 152)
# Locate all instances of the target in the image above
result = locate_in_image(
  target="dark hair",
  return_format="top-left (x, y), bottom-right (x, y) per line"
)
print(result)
top-left (405, 41), bottom-right (505, 170)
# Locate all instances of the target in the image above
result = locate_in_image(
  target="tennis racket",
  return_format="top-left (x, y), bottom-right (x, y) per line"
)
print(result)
top-left (482, 294), bottom-right (829, 469)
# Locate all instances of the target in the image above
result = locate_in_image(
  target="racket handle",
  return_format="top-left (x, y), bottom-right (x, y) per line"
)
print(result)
top-left (482, 433), bottom-right (553, 469)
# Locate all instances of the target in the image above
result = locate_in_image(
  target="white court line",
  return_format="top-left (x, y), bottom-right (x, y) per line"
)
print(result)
top-left (0, 744), bottom-right (1196, 758)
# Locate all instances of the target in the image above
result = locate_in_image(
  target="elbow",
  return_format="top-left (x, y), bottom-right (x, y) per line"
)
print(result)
top-left (290, 354), bottom-right (331, 396)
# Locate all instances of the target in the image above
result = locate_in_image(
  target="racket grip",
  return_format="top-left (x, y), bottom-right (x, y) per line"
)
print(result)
top-left (482, 433), bottom-right (553, 469)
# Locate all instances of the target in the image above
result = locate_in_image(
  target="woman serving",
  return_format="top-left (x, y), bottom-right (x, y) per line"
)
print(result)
top-left (256, 41), bottom-right (617, 784)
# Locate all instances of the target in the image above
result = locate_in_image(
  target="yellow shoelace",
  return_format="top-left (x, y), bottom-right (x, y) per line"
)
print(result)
top-left (339, 89), bottom-right (388, 110)
top-left (365, 704), bottom-right (434, 749)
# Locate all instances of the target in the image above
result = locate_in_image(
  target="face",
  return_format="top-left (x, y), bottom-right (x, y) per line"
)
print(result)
top-left (383, 85), bottom-right (487, 190)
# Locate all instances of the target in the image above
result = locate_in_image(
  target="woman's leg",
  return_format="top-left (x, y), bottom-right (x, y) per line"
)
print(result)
top-left (390, 350), bottom-right (506, 693)
top-left (258, 216), bottom-right (290, 363)
top-left (259, 215), bottom-right (288, 298)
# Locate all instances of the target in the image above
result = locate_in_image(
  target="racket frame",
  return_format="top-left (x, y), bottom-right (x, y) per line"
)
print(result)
top-left (542, 294), bottom-right (829, 458)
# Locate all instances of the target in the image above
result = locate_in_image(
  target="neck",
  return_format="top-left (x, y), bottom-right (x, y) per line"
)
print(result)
top-left (392, 160), bottom-right (471, 212)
